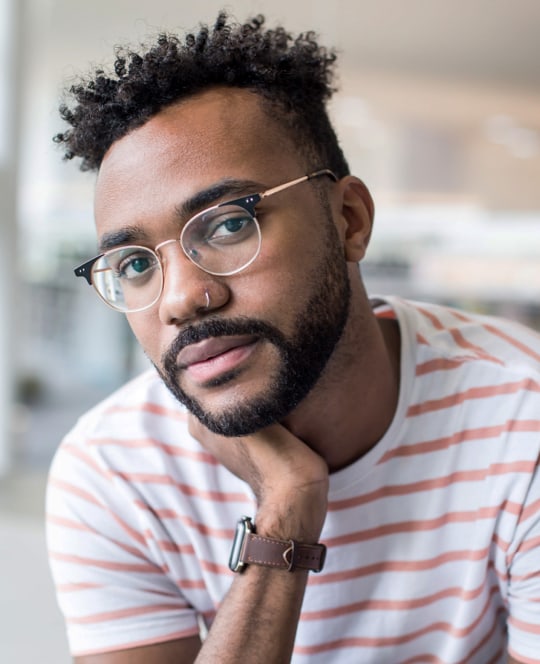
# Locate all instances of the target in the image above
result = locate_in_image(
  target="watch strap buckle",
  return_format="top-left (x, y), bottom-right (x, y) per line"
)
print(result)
top-left (229, 517), bottom-right (326, 573)
top-left (282, 541), bottom-right (295, 571)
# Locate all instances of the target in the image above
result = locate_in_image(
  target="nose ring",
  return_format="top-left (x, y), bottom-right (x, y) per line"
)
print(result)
top-left (204, 289), bottom-right (211, 310)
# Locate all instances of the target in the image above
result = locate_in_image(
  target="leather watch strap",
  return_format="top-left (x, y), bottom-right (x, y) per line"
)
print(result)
top-left (242, 532), bottom-right (326, 572)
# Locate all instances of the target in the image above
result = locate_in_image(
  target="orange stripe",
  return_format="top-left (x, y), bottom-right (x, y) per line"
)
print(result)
top-left (67, 602), bottom-right (183, 625)
top-left (450, 309), bottom-right (470, 322)
top-left (415, 304), bottom-right (505, 364)
top-left (66, 604), bottom-right (178, 625)
top-left (49, 492), bottom-right (233, 562)
top-left (53, 467), bottom-right (239, 549)
top-left (491, 565), bottom-right (509, 585)
top-left (416, 332), bottom-right (429, 345)
top-left (375, 309), bottom-right (396, 319)
top-left (47, 515), bottom-right (153, 563)
top-left (400, 613), bottom-right (503, 664)
top-left (484, 323), bottom-right (540, 363)
top-left (519, 497), bottom-right (540, 523)
top-left (508, 614), bottom-right (540, 635)
top-left (454, 614), bottom-right (505, 664)
top-left (47, 514), bottom-right (96, 533)
top-left (56, 582), bottom-right (102, 593)
top-left (308, 547), bottom-right (491, 586)
top-left (294, 595), bottom-right (504, 654)
top-left (508, 567), bottom-right (540, 583)
top-left (112, 471), bottom-right (249, 503)
top-left (133, 501), bottom-right (234, 539)
top-left (104, 401), bottom-right (188, 421)
top-left (417, 305), bottom-right (445, 330)
top-left (201, 559), bottom-right (231, 576)
top-left (416, 357), bottom-right (471, 375)
top-left (48, 550), bottom-right (165, 574)
top-left (142, 531), bottom-right (196, 555)
top-left (177, 578), bottom-right (206, 590)
top-left (328, 461), bottom-right (536, 512)
top-left (401, 654), bottom-right (446, 664)
top-left (416, 306), bottom-right (500, 362)
top-left (49, 479), bottom-right (149, 547)
top-left (48, 477), bottom-right (104, 506)
top-left (324, 501), bottom-right (520, 548)
top-left (407, 379), bottom-right (540, 417)
top-left (86, 436), bottom-right (218, 464)
top-left (381, 419), bottom-right (540, 461)
top-left (517, 533), bottom-right (540, 554)
top-left (61, 444), bottom-right (115, 480)
top-left (109, 513), bottom-right (148, 547)
top-left (449, 328), bottom-right (504, 365)
top-left (301, 582), bottom-right (492, 620)
top-left (492, 532), bottom-right (511, 553)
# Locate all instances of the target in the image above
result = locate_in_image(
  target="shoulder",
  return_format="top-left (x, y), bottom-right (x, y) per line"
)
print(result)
top-left (46, 367), bottom-right (227, 550)
top-left (64, 367), bottom-right (189, 444)
top-left (48, 368), bottom-right (206, 490)
top-left (377, 296), bottom-right (540, 466)
top-left (380, 295), bottom-right (540, 378)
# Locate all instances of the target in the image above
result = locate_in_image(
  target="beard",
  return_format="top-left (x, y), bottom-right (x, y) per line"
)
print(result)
top-left (157, 221), bottom-right (351, 436)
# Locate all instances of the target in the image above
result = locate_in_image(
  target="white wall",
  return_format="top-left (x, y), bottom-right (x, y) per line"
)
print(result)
top-left (0, 0), bottom-right (21, 475)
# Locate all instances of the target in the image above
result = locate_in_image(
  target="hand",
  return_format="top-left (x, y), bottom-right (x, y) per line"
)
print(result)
top-left (188, 416), bottom-right (329, 542)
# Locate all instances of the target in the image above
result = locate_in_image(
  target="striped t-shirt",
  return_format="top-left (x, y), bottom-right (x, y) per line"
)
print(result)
top-left (46, 296), bottom-right (540, 663)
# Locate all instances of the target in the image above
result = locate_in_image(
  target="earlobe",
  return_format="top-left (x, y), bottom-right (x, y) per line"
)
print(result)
top-left (337, 176), bottom-right (374, 262)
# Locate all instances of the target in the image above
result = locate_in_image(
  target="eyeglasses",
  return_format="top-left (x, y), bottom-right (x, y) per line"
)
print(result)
top-left (74, 168), bottom-right (337, 313)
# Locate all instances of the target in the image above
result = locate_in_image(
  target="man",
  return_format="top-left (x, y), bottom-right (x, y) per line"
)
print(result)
top-left (46, 12), bottom-right (539, 663)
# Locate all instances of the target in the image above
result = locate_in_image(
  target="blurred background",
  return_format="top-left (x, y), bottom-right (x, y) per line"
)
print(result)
top-left (0, 0), bottom-right (539, 660)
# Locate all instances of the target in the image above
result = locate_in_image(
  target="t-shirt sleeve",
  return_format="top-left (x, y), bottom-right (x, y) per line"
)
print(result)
top-left (506, 462), bottom-right (540, 663)
top-left (46, 436), bottom-right (201, 657)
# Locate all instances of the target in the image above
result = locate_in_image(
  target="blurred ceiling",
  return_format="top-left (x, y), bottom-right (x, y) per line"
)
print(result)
top-left (18, 0), bottom-right (540, 212)
top-left (35, 0), bottom-right (540, 90)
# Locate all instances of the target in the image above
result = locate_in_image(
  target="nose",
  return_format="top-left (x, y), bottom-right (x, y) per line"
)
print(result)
top-left (156, 241), bottom-right (230, 325)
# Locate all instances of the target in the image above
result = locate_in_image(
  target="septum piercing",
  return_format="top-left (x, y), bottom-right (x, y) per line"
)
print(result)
top-left (204, 289), bottom-right (211, 310)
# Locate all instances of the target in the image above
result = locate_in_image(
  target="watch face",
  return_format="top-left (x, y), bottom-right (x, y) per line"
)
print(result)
top-left (229, 517), bottom-right (251, 572)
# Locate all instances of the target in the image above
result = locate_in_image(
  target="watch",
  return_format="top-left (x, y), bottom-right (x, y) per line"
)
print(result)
top-left (229, 516), bottom-right (326, 573)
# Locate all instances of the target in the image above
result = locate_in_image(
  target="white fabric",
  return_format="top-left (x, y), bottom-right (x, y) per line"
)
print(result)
top-left (46, 297), bottom-right (540, 662)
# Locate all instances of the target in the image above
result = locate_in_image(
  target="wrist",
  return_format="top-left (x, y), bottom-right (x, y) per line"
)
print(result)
top-left (255, 500), bottom-right (327, 544)
top-left (229, 516), bottom-right (326, 573)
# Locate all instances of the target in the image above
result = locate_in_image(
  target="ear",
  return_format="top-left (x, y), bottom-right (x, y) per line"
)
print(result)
top-left (335, 176), bottom-right (374, 262)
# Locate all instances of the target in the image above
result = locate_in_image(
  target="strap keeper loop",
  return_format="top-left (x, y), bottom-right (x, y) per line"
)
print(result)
top-left (283, 540), bottom-right (295, 571)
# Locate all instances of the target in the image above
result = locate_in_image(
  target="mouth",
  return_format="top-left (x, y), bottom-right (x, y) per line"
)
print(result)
top-left (177, 335), bottom-right (260, 384)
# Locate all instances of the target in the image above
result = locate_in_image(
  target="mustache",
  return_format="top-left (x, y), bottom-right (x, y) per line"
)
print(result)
top-left (161, 316), bottom-right (287, 375)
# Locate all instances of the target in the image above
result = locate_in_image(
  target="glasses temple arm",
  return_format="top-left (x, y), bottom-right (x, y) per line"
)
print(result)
top-left (261, 169), bottom-right (337, 199)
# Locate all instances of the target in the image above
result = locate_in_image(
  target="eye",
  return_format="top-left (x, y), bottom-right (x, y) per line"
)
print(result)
top-left (204, 208), bottom-right (256, 245)
top-left (211, 215), bottom-right (251, 238)
top-left (113, 250), bottom-right (159, 281)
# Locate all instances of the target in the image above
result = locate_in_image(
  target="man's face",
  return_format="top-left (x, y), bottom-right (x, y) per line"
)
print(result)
top-left (94, 88), bottom-right (351, 435)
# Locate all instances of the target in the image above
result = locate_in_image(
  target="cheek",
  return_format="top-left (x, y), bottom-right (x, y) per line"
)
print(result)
top-left (238, 224), bottom-right (327, 327)
top-left (247, 246), bottom-right (309, 310)
top-left (257, 209), bottom-right (322, 270)
top-left (126, 312), bottom-right (163, 363)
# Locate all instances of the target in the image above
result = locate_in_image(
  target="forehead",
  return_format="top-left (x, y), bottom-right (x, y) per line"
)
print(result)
top-left (94, 88), bottom-right (303, 235)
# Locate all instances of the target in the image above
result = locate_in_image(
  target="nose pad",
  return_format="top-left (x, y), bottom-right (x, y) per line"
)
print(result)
top-left (156, 241), bottom-right (229, 325)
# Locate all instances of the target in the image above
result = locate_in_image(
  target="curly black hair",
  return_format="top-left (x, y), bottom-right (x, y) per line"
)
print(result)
top-left (54, 11), bottom-right (350, 176)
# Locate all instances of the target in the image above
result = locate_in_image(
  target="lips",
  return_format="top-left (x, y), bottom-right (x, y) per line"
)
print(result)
top-left (177, 335), bottom-right (259, 377)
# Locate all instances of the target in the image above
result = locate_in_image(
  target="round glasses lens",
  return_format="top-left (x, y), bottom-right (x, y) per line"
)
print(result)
top-left (181, 204), bottom-right (261, 275)
top-left (92, 247), bottom-right (162, 312)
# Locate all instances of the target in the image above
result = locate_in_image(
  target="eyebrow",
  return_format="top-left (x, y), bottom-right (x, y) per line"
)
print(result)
top-left (175, 178), bottom-right (263, 219)
top-left (99, 226), bottom-right (147, 252)
top-left (98, 177), bottom-right (263, 253)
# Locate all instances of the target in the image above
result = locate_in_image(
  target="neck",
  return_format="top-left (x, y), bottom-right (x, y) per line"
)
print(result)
top-left (282, 294), bottom-right (401, 472)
